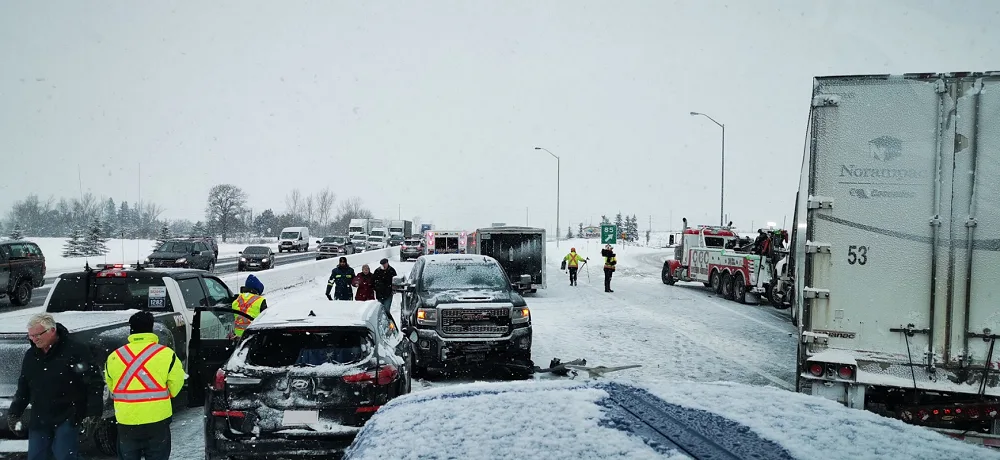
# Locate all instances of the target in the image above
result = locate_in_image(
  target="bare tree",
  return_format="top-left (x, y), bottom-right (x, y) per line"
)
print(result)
top-left (305, 195), bottom-right (314, 225)
top-left (315, 187), bottom-right (336, 228)
top-left (285, 189), bottom-right (303, 219)
top-left (331, 197), bottom-right (373, 234)
top-left (206, 184), bottom-right (248, 242)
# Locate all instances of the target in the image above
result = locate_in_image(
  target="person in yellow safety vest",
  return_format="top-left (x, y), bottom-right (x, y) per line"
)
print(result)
top-left (232, 274), bottom-right (268, 338)
top-left (563, 248), bottom-right (589, 286)
top-left (105, 311), bottom-right (184, 460)
top-left (601, 245), bottom-right (617, 293)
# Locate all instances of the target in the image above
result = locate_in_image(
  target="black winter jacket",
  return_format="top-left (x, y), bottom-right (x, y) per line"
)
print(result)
top-left (10, 323), bottom-right (102, 430)
top-left (372, 265), bottom-right (398, 301)
top-left (326, 265), bottom-right (356, 300)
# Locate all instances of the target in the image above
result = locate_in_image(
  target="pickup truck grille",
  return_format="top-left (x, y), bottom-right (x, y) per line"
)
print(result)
top-left (440, 308), bottom-right (510, 335)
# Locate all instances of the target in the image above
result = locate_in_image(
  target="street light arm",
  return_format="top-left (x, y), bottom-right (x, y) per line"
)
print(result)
top-left (691, 112), bottom-right (723, 129)
top-left (534, 146), bottom-right (559, 160)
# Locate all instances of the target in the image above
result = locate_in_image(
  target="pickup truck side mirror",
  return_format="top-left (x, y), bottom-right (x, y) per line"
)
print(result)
top-left (391, 275), bottom-right (412, 293)
top-left (316, 240), bottom-right (322, 244)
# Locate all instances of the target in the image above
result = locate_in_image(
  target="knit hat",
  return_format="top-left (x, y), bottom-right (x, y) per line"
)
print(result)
top-left (244, 274), bottom-right (264, 294)
top-left (129, 311), bottom-right (155, 335)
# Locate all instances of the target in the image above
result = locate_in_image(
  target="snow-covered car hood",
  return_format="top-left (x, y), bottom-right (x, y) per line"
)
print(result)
top-left (343, 380), bottom-right (1000, 460)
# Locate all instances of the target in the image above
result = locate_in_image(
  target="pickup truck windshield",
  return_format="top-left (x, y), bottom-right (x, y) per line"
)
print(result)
top-left (322, 237), bottom-right (347, 244)
top-left (47, 275), bottom-right (173, 312)
top-left (421, 263), bottom-right (508, 291)
top-left (242, 328), bottom-right (373, 367)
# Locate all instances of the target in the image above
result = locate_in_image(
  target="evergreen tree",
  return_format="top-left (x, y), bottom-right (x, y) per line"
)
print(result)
top-left (566, 226), bottom-right (574, 239)
top-left (9, 224), bottom-right (23, 240)
top-left (628, 215), bottom-right (639, 242)
top-left (601, 215), bottom-right (610, 225)
top-left (578, 222), bottom-right (584, 237)
top-left (63, 227), bottom-right (85, 257)
top-left (154, 225), bottom-right (171, 251)
top-left (614, 213), bottom-right (624, 237)
top-left (84, 218), bottom-right (109, 256)
top-left (191, 221), bottom-right (207, 237)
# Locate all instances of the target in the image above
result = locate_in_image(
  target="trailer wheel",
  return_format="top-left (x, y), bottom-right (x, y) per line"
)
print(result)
top-left (710, 270), bottom-right (723, 294)
top-left (770, 283), bottom-right (791, 310)
top-left (734, 274), bottom-right (748, 304)
top-left (720, 272), bottom-right (734, 300)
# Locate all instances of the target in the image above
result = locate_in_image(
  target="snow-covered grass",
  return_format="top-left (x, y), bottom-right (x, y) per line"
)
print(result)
top-left (15, 237), bottom-right (264, 276)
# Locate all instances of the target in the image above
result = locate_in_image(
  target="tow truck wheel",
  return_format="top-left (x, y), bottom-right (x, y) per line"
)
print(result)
top-left (709, 270), bottom-right (723, 294)
top-left (734, 275), bottom-right (747, 304)
top-left (720, 272), bottom-right (734, 300)
top-left (661, 264), bottom-right (676, 285)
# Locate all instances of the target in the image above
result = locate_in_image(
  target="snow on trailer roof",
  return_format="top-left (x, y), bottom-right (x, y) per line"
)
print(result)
top-left (247, 299), bottom-right (380, 330)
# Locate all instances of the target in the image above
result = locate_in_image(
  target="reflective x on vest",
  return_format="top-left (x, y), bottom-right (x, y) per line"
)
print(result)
top-left (569, 254), bottom-right (580, 266)
top-left (235, 294), bottom-right (261, 330)
top-left (112, 343), bottom-right (169, 402)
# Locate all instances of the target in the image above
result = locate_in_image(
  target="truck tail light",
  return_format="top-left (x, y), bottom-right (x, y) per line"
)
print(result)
top-left (838, 366), bottom-right (854, 379)
top-left (213, 368), bottom-right (226, 390)
top-left (808, 363), bottom-right (824, 376)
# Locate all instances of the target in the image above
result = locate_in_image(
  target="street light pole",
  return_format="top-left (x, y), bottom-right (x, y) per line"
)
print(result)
top-left (690, 112), bottom-right (725, 226)
top-left (534, 147), bottom-right (560, 247)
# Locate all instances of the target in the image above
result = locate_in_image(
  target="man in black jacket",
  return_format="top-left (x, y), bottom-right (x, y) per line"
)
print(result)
top-left (326, 257), bottom-right (356, 301)
top-left (372, 258), bottom-right (398, 316)
top-left (9, 313), bottom-right (102, 460)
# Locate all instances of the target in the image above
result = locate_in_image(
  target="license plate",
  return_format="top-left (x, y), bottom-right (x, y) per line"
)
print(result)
top-left (467, 353), bottom-right (486, 362)
top-left (250, 263), bottom-right (258, 266)
top-left (282, 410), bottom-right (318, 426)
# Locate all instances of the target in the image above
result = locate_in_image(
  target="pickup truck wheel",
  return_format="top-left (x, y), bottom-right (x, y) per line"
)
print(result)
top-left (10, 280), bottom-right (32, 306)
top-left (93, 419), bottom-right (118, 456)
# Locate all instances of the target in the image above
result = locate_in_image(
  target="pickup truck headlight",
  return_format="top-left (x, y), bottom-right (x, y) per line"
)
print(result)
top-left (416, 308), bottom-right (437, 326)
top-left (175, 258), bottom-right (187, 264)
top-left (240, 257), bottom-right (246, 262)
top-left (512, 307), bottom-right (530, 324)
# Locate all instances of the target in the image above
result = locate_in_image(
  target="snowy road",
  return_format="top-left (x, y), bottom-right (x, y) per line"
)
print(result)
top-left (1, 240), bottom-right (800, 458)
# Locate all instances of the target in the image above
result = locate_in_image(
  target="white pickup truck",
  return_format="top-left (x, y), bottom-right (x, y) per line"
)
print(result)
top-left (791, 71), bottom-right (1000, 447)
top-left (0, 263), bottom-right (252, 455)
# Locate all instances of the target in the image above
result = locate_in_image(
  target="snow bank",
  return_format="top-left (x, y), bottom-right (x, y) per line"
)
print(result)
top-left (18, 237), bottom-right (248, 276)
top-left (219, 248), bottom-right (397, 295)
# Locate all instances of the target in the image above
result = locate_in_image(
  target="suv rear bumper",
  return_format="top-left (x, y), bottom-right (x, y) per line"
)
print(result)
top-left (411, 326), bottom-right (532, 368)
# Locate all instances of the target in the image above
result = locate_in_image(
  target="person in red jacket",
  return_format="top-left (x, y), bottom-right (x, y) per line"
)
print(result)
top-left (352, 264), bottom-right (376, 301)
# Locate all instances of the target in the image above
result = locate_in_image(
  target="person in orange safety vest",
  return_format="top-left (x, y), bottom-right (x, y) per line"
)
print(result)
top-left (232, 274), bottom-right (268, 337)
top-left (105, 311), bottom-right (184, 460)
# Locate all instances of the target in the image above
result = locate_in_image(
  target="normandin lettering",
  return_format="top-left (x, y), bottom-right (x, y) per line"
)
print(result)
top-left (839, 164), bottom-right (925, 180)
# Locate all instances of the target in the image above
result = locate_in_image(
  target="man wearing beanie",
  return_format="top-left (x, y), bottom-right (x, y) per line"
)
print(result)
top-left (232, 274), bottom-right (268, 337)
top-left (104, 311), bottom-right (184, 460)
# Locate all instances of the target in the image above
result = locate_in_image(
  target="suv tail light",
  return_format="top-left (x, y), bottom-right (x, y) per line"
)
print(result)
top-left (343, 365), bottom-right (398, 385)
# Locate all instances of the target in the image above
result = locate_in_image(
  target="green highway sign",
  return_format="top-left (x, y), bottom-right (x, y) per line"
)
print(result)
top-left (601, 224), bottom-right (617, 244)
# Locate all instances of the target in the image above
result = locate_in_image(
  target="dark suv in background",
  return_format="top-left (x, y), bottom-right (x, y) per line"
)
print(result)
top-left (0, 240), bottom-right (46, 306)
top-left (399, 238), bottom-right (424, 262)
top-left (392, 254), bottom-right (532, 378)
top-left (146, 239), bottom-right (217, 271)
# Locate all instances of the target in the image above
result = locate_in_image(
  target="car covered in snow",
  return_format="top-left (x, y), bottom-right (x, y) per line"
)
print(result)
top-left (343, 380), bottom-right (1000, 460)
top-left (203, 300), bottom-right (412, 460)
top-left (391, 254), bottom-right (532, 378)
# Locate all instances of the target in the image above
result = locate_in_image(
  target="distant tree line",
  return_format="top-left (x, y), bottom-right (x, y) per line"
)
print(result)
top-left (2, 184), bottom-right (381, 247)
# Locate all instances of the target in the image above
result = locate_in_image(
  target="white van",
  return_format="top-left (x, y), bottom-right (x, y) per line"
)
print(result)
top-left (278, 227), bottom-right (310, 252)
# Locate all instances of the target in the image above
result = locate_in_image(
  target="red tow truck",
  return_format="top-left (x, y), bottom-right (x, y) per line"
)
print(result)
top-left (661, 218), bottom-right (785, 305)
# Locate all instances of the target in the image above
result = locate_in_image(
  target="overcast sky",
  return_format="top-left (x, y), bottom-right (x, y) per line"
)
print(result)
top-left (1, 0), bottom-right (996, 233)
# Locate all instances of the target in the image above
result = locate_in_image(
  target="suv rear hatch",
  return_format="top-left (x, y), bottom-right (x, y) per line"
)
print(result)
top-left (218, 327), bottom-right (395, 440)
